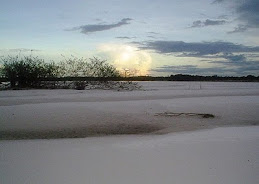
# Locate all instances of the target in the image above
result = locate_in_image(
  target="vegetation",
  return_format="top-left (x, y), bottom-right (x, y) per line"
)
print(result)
top-left (0, 56), bottom-right (58, 88)
top-left (58, 56), bottom-right (119, 78)
top-left (93, 74), bottom-right (259, 82)
top-left (0, 55), bottom-right (120, 89)
top-left (169, 74), bottom-right (259, 82)
top-left (0, 55), bottom-right (258, 90)
top-left (74, 81), bottom-right (86, 90)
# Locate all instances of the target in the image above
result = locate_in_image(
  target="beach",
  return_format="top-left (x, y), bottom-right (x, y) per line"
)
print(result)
top-left (1, 81), bottom-right (259, 184)
top-left (0, 81), bottom-right (259, 139)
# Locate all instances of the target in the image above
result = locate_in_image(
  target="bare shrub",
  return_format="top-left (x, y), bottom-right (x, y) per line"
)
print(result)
top-left (58, 56), bottom-right (120, 78)
top-left (0, 56), bottom-right (58, 88)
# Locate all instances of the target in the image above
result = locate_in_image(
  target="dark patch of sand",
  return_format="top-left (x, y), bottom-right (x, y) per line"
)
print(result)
top-left (0, 123), bottom-right (162, 140)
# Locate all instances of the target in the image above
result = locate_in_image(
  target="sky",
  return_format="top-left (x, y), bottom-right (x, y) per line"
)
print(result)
top-left (0, 0), bottom-right (259, 76)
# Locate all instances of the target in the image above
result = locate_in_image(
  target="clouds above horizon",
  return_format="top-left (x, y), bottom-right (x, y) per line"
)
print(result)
top-left (137, 40), bottom-right (259, 75)
top-left (152, 65), bottom-right (231, 75)
top-left (136, 40), bottom-right (259, 56)
top-left (152, 61), bottom-right (259, 76)
top-left (190, 19), bottom-right (227, 28)
top-left (1, 0), bottom-right (259, 77)
top-left (115, 36), bottom-right (136, 40)
top-left (66, 18), bottom-right (132, 34)
top-left (213, 0), bottom-right (259, 33)
top-left (236, 0), bottom-right (259, 28)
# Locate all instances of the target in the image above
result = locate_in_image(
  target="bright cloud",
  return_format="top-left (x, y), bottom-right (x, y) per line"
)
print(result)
top-left (97, 44), bottom-right (152, 76)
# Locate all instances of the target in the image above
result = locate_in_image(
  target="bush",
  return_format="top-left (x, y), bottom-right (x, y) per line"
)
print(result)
top-left (0, 56), bottom-right (58, 88)
top-left (0, 55), bottom-right (131, 90)
top-left (58, 56), bottom-right (120, 78)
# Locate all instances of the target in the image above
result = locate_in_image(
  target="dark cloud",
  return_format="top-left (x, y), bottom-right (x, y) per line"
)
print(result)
top-left (137, 40), bottom-right (259, 55)
top-left (204, 19), bottom-right (226, 26)
top-left (222, 53), bottom-right (246, 62)
top-left (213, 0), bottom-right (259, 32)
top-left (227, 24), bottom-right (248, 34)
top-left (206, 52), bottom-right (258, 74)
top-left (191, 20), bottom-right (202, 28)
top-left (236, 0), bottom-right (259, 27)
top-left (191, 19), bottom-right (227, 28)
top-left (66, 18), bottom-right (132, 34)
top-left (178, 52), bottom-right (259, 75)
top-left (210, 60), bottom-right (259, 74)
top-left (209, 53), bottom-right (259, 69)
top-left (137, 40), bottom-right (259, 75)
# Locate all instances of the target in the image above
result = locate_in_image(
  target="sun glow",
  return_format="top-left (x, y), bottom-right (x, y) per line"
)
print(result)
top-left (121, 52), bottom-right (131, 61)
top-left (98, 44), bottom-right (152, 76)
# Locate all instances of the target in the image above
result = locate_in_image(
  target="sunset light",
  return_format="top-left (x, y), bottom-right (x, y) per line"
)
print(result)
top-left (1, 1), bottom-right (259, 184)
top-left (98, 44), bottom-right (152, 76)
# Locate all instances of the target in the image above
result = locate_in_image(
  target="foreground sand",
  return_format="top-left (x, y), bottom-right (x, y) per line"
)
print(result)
top-left (1, 82), bottom-right (259, 184)
top-left (1, 126), bottom-right (259, 184)
top-left (0, 81), bottom-right (259, 139)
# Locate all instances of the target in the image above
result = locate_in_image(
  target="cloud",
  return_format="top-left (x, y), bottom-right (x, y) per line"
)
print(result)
top-left (152, 62), bottom-right (259, 76)
top-left (115, 36), bottom-right (136, 39)
top-left (211, 0), bottom-right (225, 4)
top-left (0, 48), bottom-right (41, 52)
top-left (236, 0), bottom-right (259, 27)
top-left (222, 53), bottom-right (246, 62)
top-left (191, 20), bottom-right (202, 28)
top-left (97, 44), bottom-right (152, 76)
top-left (213, 0), bottom-right (259, 32)
top-left (136, 40), bottom-right (259, 56)
top-left (218, 15), bottom-right (229, 19)
top-left (227, 24), bottom-right (248, 34)
top-left (137, 40), bottom-right (259, 75)
top-left (190, 19), bottom-right (227, 28)
top-left (209, 53), bottom-right (259, 70)
top-left (147, 32), bottom-right (159, 35)
top-left (210, 59), bottom-right (259, 74)
top-left (66, 18), bottom-right (132, 34)
top-left (152, 65), bottom-right (230, 75)
top-left (204, 19), bottom-right (227, 26)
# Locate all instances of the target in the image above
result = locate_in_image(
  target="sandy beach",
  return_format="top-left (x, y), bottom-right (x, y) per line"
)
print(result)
top-left (0, 81), bottom-right (259, 139)
top-left (1, 81), bottom-right (259, 184)
top-left (1, 126), bottom-right (259, 184)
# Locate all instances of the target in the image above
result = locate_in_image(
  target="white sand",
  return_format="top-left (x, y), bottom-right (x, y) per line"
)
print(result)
top-left (0, 81), bottom-right (259, 183)
top-left (0, 82), bottom-right (258, 137)
top-left (1, 126), bottom-right (259, 184)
